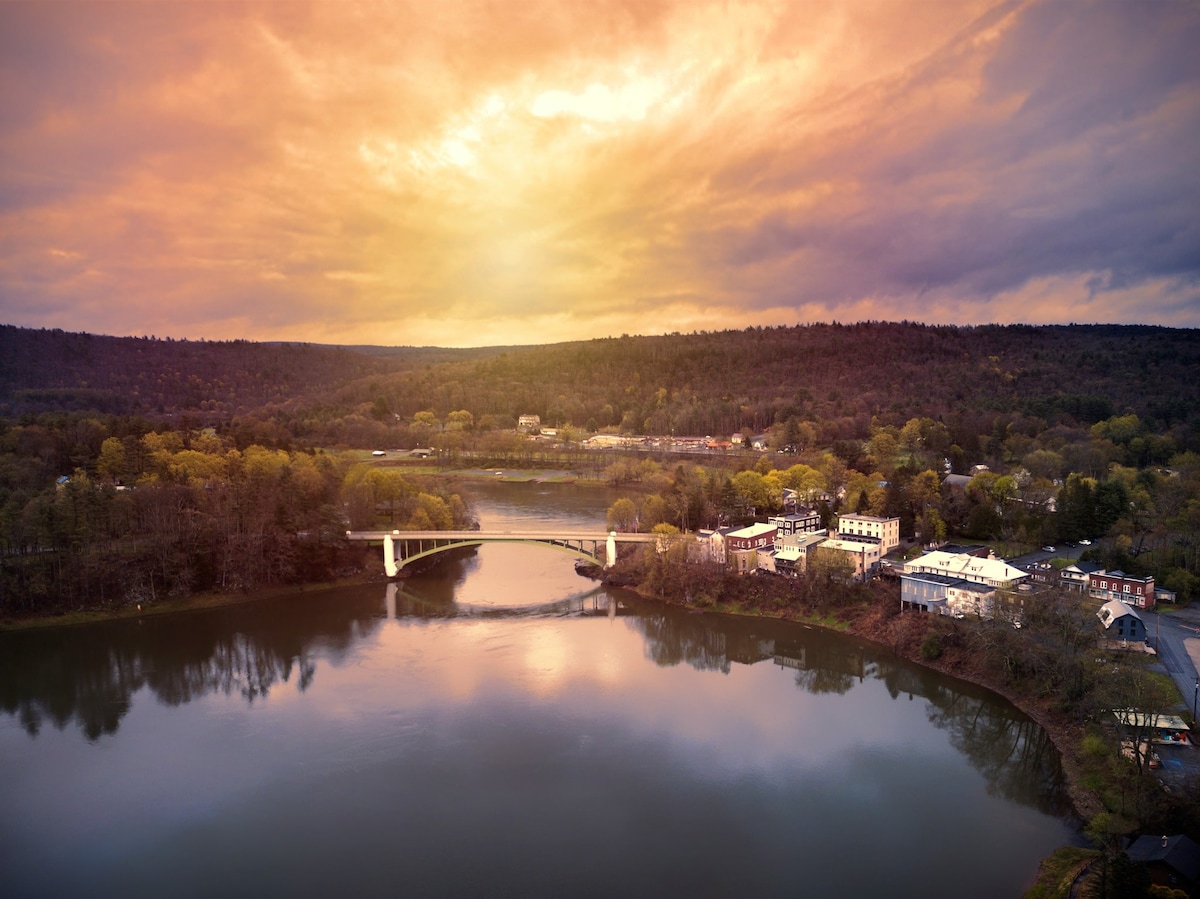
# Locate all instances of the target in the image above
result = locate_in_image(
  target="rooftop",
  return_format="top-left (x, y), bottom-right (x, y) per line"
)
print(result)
top-left (727, 522), bottom-right (778, 540)
top-left (904, 549), bottom-right (1028, 584)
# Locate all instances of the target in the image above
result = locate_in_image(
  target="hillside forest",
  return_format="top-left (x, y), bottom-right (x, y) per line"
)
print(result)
top-left (1, 321), bottom-right (1198, 616)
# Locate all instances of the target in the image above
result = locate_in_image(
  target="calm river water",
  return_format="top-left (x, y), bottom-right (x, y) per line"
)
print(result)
top-left (1, 480), bottom-right (1081, 898)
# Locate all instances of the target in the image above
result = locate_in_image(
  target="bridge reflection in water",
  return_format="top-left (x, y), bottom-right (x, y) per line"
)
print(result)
top-left (345, 529), bottom-right (666, 577)
top-left (383, 581), bottom-right (628, 620)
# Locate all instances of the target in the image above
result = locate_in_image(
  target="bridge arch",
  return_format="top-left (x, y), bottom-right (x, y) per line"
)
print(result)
top-left (389, 535), bottom-right (607, 575)
top-left (346, 529), bottom-right (664, 578)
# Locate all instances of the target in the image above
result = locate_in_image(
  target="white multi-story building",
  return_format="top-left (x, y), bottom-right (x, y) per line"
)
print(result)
top-left (834, 514), bottom-right (900, 554)
top-left (900, 549), bottom-right (1029, 622)
top-left (903, 550), bottom-right (1027, 589)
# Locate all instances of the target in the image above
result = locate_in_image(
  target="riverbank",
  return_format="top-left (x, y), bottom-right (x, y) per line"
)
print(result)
top-left (0, 573), bottom-right (389, 632)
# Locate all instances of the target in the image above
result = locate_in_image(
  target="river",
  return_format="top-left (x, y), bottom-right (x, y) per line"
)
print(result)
top-left (1, 479), bottom-right (1081, 898)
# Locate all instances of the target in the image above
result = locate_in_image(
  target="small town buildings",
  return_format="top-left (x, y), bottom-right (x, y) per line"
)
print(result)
top-left (768, 532), bottom-right (828, 577)
top-left (834, 514), bottom-right (900, 554)
top-left (900, 549), bottom-right (1028, 623)
top-left (819, 536), bottom-right (882, 581)
top-left (1060, 561), bottom-right (1105, 592)
top-left (1090, 570), bottom-right (1156, 610)
top-left (517, 414), bottom-right (542, 432)
top-left (693, 526), bottom-right (735, 565)
top-left (782, 488), bottom-right (833, 511)
top-left (1097, 599), bottom-right (1147, 643)
top-left (768, 510), bottom-right (823, 537)
top-left (904, 550), bottom-right (1028, 589)
top-left (1019, 560), bottom-right (1058, 588)
top-left (901, 571), bottom-right (960, 615)
top-left (584, 433), bottom-right (646, 448)
top-left (945, 579), bottom-right (1000, 620)
top-left (725, 522), bottom-right (778, 574)
top-left (900, 571), bottom-right (1008, 620)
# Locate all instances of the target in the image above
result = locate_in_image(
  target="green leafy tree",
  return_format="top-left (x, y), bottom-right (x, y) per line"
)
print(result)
top-left (96, 437), bottom-right (127, 483)
top-left (730, 470), bottom-right (780, 515)
top-left (607, 497), bottom-right (638, 532)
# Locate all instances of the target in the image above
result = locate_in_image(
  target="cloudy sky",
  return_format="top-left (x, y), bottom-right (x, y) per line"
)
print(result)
top-left (1, 1), bottom-right (1197, 347)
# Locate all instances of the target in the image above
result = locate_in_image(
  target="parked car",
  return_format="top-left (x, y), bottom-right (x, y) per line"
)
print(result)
top-left (1042, 545), bottom-right (1056, 553)
top-left (1079, 538), bottom-right (1092, 545)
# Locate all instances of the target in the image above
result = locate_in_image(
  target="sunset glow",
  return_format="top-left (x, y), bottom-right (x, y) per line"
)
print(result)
top-left (1, 0), bottom-right (1196, 346)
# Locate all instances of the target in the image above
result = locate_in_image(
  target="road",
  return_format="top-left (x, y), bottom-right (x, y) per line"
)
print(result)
top-left (1144, 604), bottom-right (1200, 719)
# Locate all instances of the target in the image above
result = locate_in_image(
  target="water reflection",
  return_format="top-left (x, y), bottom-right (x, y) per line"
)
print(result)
top-left (0, 586), bottom-right (384, 741)
top-left (627, 598), bottom-right (1070, 818)
top-left (1, 579), bottom-right (1070, 820)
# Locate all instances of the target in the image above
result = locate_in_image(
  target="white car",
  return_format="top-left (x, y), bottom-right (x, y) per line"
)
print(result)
top-left (1079, 538), bottom-right (1092, 545)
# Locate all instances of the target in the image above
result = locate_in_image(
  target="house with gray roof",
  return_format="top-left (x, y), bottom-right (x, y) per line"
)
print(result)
top-left (1097, 599), bottom-right (1146, 643)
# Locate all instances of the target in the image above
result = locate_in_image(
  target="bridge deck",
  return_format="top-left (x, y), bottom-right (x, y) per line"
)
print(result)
top-left (346, 530), bottom-right (664, 543)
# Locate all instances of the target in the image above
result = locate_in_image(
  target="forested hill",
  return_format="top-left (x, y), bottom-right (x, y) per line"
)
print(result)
top-left (2, 322), bottom-right (1198, 450)
top-left (324, 322), bottom-right (1200, 443)
top-left (0, 326), bottom-right (500, 418)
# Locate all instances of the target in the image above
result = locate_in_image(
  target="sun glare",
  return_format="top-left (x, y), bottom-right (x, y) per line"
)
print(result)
top-left (530, 74), bottom-right (666, 123)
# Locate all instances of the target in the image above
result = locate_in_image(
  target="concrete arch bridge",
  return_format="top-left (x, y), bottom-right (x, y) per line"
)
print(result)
top-left (345, 529), bottom-right (667, 577)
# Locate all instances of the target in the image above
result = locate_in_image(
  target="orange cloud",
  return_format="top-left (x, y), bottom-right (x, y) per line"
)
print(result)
top-left (1, 1), bottom-right (1196, 345)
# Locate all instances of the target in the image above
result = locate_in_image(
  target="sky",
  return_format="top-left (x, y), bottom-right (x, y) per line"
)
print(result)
top-left (1, 0), bottom-right (1198, 348)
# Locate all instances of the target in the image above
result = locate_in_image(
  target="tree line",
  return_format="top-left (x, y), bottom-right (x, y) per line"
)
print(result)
top-left (0, 421), bottom-right (472, 616)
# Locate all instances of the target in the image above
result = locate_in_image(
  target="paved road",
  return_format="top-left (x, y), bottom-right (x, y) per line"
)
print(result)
top-left (1144, 604), bottom-right (1200, 719)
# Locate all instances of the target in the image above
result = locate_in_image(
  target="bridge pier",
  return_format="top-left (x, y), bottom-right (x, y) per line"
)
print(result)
top-left (384, 532), bottom-right (399, 578)
top-left (607, 531), bottom-right (616, 568)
